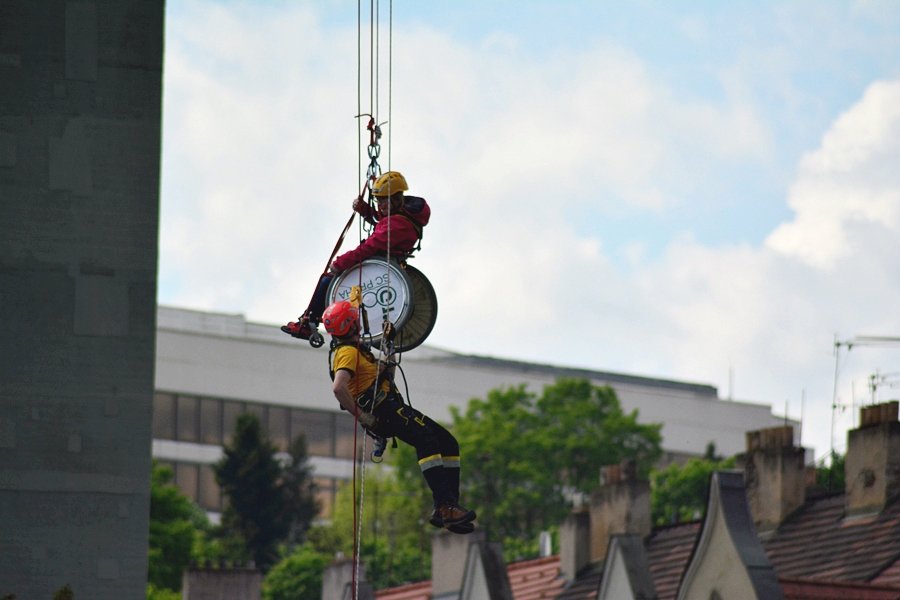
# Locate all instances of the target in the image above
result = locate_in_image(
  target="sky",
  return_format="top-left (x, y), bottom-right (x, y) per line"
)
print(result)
top-left (158, 0), bottom-right (900, 462)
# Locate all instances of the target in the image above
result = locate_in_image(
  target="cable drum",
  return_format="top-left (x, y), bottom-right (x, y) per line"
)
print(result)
top-left (326, 258), bottom-right (438, 352)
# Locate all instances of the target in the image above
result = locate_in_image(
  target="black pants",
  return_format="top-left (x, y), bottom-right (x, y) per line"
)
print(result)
top-left (369, 394), bottom-right (460, 506)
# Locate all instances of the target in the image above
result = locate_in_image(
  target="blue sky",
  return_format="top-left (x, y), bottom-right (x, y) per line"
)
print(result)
top-left (159, 0), bottom-right (900, 461)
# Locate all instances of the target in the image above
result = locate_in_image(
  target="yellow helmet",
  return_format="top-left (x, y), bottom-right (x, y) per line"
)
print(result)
top-left (372, 171), bottom-right (408, 198)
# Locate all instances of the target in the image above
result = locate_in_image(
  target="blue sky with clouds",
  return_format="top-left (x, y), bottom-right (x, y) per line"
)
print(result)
top-left (159, 0), bottom-right (900, 461)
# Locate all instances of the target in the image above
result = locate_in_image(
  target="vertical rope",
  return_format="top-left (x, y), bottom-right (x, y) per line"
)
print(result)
top-left (351, 2), bottom-right (395, 596)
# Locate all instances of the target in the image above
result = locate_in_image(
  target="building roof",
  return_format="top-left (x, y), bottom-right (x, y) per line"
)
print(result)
top-left (375, 492), bottom-right (900, 600)
top-left (780, 577), bottom-right (900, 600)
top-left (554, 561), bottom-right (602, 600)
top-left (506, 556), bottom-right (566, 600)
top-left (373, 555), bottom-right (567, 600)
top-left (763, 493), bottom-right (900, 583)
top-left (644, 521), bottom-right (702, 600)
top-left (374, 580), bottom-right (429, 600)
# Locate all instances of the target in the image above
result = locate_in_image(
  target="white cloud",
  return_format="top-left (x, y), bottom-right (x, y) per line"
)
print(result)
top-left (767, 80), bottom-right (900, 269)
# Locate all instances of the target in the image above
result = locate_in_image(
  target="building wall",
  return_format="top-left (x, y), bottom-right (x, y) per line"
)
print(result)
top-left (0, 1), bottom-right (163, 598)
top-left (153, 306), bottom-right (793, 516)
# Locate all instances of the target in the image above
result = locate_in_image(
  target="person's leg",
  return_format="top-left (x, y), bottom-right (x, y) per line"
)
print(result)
top-left (281, 273), bottom-right (333, 339)
top-left (374, 400), bottom-right (474, 525)
top-left (306, 273), bottom-right (333, 323)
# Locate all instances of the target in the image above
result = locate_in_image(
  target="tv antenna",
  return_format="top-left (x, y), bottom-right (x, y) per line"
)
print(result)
top-left (830, 335), bottom-right (900, 461)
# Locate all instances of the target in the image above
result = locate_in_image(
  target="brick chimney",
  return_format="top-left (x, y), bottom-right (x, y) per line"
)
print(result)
top-left (845, 401), bottom-right (900, 517)
top-left (587, 460), bottom-right (651, 562)
top-left (739, 425), bottom-right (807, 533)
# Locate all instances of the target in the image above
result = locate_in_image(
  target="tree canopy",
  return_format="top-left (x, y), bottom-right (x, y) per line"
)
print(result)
top-left (148, 461), bottom-right (207, 591)
top-left (447, 378), bottom-right (662, 558)
top-left (650, 452), bottom-right (736, 526)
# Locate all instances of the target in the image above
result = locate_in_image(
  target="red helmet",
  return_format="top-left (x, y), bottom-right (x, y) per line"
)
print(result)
top-left (322, 301), bottom-right (359, 337)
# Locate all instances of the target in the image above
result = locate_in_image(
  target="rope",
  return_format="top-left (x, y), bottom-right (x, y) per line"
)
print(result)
top-left (350, 2), bottom-right (395, 597)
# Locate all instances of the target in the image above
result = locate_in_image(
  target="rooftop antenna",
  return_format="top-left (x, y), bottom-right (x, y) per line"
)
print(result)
top-left (830, 334), bottom-right (900, 471)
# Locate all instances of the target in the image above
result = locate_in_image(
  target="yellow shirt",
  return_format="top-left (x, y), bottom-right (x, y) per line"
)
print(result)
top-left (331, 345), bottom-right (391, 399)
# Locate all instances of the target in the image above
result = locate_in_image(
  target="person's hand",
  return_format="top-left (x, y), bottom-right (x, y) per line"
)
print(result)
top-left (352, 196), bottom-right (366, 213)
top-left (330, 261), bottom-right (343, 274)
top-left (358, 411), bottom-right (376, 428)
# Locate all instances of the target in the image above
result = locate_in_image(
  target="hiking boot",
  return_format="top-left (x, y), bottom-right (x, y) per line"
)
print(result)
top-left (281, 317), bottom-right (313, 340)
top-left (436, 502), bottom-right (476, 527)
top-left (429, 506), bottom-right (476, 532)
top-left (429, 508), bottom-right (443, 529)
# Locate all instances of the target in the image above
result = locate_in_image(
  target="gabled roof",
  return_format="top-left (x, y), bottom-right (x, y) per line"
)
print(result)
top-left (763, 493), bottom-right (900, 582)
top-left (678, 471), bottom-right (783, 599)
top-left (644, 521), bottom-right (701, 600)
top-left (597, 535), bottom-right (658, 599)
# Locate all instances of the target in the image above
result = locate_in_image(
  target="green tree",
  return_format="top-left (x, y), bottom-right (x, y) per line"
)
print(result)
top-left (309, 463), bottom-right (430, 588)
top-left (279, 435), bottom-right (320, 546)
top-left (815, 450), bottom-right (845, 493)
top-left (650, 454), bottom-right (736, 526)
top-left (215, 414), bottom-right (317, 571)
top-left (448, 378), bottom-right (662, 559)
top-left (146, 584), bottom-right (181, 600)
top-left (149, 461), bottom-right (206, 590)
top-left (262, 544), bottom-right (328, 600)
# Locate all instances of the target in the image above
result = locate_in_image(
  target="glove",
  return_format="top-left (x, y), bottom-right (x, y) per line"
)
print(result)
top-left (358, 411), bottom-right (376, 428)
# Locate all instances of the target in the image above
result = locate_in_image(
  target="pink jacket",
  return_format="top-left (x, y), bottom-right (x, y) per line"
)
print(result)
top-left (332, 196), bottom-right (430, 272)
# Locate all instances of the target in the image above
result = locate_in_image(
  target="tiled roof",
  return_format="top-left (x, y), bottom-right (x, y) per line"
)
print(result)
top-left (780, 577), bottom-right (900, 600)
top-left (374, 555), bottom-right (567, 600)
top-left (507, 556), bottom-right (566, 599)
top-left (374, 580), bottom-right (430, 600)
top-left (644, 521), bottom-right (701, 600)
top-left (554, 562), bottom-right (602, 600)
top-left (763, 493), bottom-right (900, 582)
top-left (375, 493), bottom-right (900, 600)
top-left (874, 555), bottom-right (900, 588)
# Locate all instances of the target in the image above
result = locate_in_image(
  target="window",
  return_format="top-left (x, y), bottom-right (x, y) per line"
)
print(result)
top-left (200, 397), bottom-right (222, 445)
top-left (292, 409), bottom-right (334, 456)
top-left (176, 395), bottom-right (199, 442)
top-left (334, 416), bottom-right (356, 459)
top-left (175, 462), bottom-right (199, 502)
top-left (245, 403), bottom-right (267, 434)
top-left (198, 464), bottom-right (221, 511)
top-left (314, 478), bottom-right (336, 519)
top-left (152, 393), bottom-right (176, 440)
top-left (222, 400), bottom-right (245, 445)
top-left (267, 406), bottom-right (290, 451)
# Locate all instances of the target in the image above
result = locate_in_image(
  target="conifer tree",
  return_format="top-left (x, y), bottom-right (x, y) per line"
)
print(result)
top-left (215, 413), bottom-right (308, 571)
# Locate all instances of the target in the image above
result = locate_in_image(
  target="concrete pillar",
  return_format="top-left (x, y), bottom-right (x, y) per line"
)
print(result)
top-left (0, 1), bottom-right (163, 598)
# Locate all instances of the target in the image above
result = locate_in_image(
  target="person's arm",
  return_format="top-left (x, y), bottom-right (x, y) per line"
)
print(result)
top-left (332, 217), bottom-right (420, 271)
top-left (332, 369), bottom-right (375, 426)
